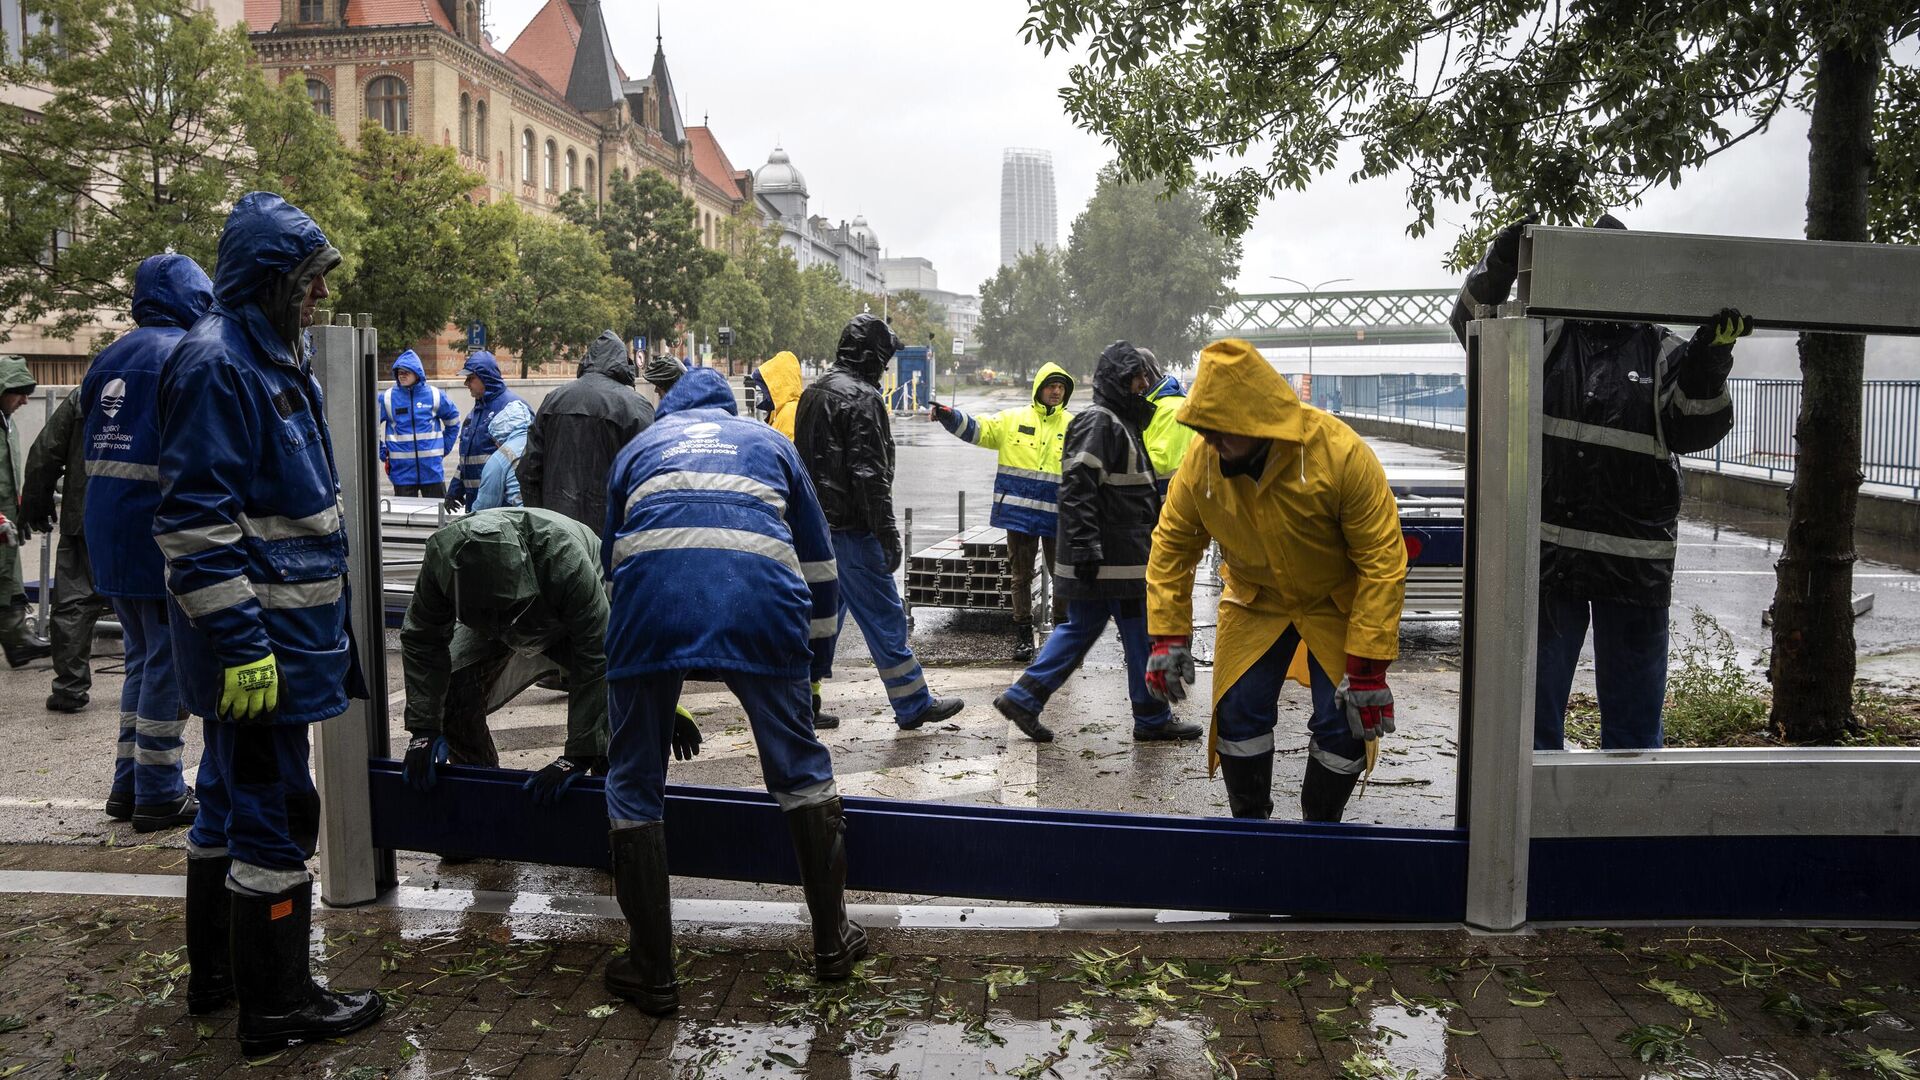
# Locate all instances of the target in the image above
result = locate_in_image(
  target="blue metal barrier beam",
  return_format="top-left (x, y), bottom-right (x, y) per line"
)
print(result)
top-left (1531, 836), bottom-right (1920, 922)
top-left (367, 761), bottom-right (1468, 920)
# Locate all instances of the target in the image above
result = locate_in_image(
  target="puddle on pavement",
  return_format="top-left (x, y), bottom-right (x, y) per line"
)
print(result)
top-left (668, 1017), bottom-right (1172, 1079)
top-left (1347, 1003), bottom-right (1453, 1078)
top-left (1647, 1053), bottom-right (1804, 1080)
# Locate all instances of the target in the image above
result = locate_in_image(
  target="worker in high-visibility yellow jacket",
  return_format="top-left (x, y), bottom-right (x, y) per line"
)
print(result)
top-left (1142, 339), bottom-right (1407, 824)
top-left (928, 363), bottom-right (1074, 660)
top-left (1142, 372), bottom-right (1197, 496)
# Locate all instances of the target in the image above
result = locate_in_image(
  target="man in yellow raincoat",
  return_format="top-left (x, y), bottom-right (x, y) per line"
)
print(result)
top-left (747, 351), bottom-right (803, 440)
top-left (1143, 339), bottom-right (1407, 823)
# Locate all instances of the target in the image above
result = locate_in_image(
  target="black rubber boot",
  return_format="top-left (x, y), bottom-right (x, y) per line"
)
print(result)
top-left (785, 797), bottom-right (868, 981)
top-left (1218, 752), bottom-right (1275, 819)
top-left (230, 880), bottom-right (384, 1057)
top-left (45, 692), bottom-right (87, 713)
top-left (604, 823), bottom-right (678, 1015)
top-left (1300, 757), bottom-right (1362, 823)
top-left (3, 634), bottom-right (51, 668)
top-left (133, 788), bottom-right (199, 834)
top-left (104, 790), bottom-right (133, 821)
top-left (185, 855), bottom-right (234, 1015)
top-left (812, 690), bottom-right (841, 732)
top-left (992, 692), bottom-right (1053, 742)
top-left (1012, 624), bottom-right (1035, 663)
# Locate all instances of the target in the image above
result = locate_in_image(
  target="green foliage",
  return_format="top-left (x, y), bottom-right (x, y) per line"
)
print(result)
top-left (560, 169), bottom-right (721, 346)
top-left (0, 0), bottom-right (355, 348)
top-left (331, 123), bottom-right (513, 351)
top-left (976, 247), bottom-right (1071, 381)
top-left (1618, 1022), bottom-right (1691, 1065)
top-left (1020, 1), bottom-right (1919, 267)
top-left (885, 290), bottom-right (952, 364)
top-left (459, 209), bottom-right (628, 377)
top-left (1666, 607), bottom-right (1771, 743)
top-left (1842, 1047), bottom-right (1920, 1080)
top-left (798, 264), bottom-right (862, 364)
top-left (727, 221), bottom-right (805, 352)
top-left (1062, 167), bottom-right (1239, 369)
top-left (691, 259), bottom-right (771, 363)
top-left (1870, 65), bottom-right (1920, 244)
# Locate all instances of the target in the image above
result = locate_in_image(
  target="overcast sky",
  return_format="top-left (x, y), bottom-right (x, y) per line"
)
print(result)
top-left (488, 1), bottom-right (1909, 376)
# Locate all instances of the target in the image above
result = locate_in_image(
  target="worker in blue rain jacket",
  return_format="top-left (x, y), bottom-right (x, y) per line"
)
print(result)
top-left (443, 349), bottom-right (522, 511)
top-left (377, 349), bottom-right (460, 497)
top-left (154, 192), bottom-right (382, 1055)
top-left (471, 399), bottom-right (532, 510)
top-left (601, 366), bottom-right (863, 1015)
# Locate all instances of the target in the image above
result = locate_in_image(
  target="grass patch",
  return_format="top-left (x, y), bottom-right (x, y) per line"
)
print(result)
top-left (1561, 608), bottom-right (1920, 748)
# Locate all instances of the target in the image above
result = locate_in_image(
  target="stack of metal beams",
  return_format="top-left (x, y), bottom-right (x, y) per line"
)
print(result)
top-left (904, 527), bottom-right (1034, 611)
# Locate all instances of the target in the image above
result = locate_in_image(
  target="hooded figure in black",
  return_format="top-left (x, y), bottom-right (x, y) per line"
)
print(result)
top-left (1452, 213), bottom-right (1749, 751)
top-left (517, 330), bottom-right (654, 530)
top-left (794, 314), bottom-right (965, 730)
top-left (993, 341), bottom-right (1203, 744)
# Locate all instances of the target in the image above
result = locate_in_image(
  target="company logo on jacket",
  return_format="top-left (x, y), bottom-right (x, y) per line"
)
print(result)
top-left (665, 420), bottom-right (738, 460)
top-left (100, 378), bottom-right (127, 419)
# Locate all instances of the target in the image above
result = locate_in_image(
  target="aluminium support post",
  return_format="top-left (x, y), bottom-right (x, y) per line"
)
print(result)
top-left (310, 321), bottom-right (389, 906)
top-left (1459, 312), bottom-right (1544, 932)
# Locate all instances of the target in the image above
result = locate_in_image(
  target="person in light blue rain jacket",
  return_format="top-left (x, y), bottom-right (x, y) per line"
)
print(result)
top-left (443, 350), bottom-right (522, 510)
top-left (471, 399), bottom-right (532, 511)
top-left (377, 349), bottom-right (459, 497)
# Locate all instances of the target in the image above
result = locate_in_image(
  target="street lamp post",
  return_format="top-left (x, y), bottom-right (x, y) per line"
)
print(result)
top-left (1269, 275), bottom-right (1352, 404)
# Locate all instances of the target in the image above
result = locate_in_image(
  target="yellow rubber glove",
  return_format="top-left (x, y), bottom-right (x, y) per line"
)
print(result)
top-left (220, 654), bottom-right (280, 722)
top-left (1710, 307), bottom-right (1752, 346)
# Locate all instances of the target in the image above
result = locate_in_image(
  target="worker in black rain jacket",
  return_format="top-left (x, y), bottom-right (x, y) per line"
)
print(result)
top-left (518, 329), bottom-right (653, 530)
top-left (1452, 213), bottom-right (1749, 751)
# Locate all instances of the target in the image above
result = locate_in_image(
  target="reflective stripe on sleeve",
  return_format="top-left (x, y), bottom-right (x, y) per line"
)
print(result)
top-left (996, 493), bottom-right (1057, 513)
top-left (240, 503), bottom-right (342, 541)
top-left (1662, 386), bottom-right (1732, 416)
top-left (800, 559), bottom-right (837, 583)
top-left (172, 576), bottom-right (256, 618)
top-left (624, 471), bottom-right (787, 517)
top-left (156, 522), bottom-right (246, 560)
top-left (84, 460), bottom-right (161, 482)
top-left (1052, 561), bottom-right (1148, 580)
top-left (1540, 523), bottom-right (1677, 560)
top-left (612, 526), bottom-right (801, 578)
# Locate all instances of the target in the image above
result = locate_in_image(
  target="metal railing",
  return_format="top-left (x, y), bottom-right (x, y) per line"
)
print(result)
top-left (1333, 374), bottom-right (1920, 499)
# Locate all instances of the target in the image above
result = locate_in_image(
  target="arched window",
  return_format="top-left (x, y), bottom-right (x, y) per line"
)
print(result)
top-left (458, 93), bottom-right (471, 153)
top-left (584, 156), bottom-right (596, 196)
top-left (521, 129), bottom-right (535, 185)
top-left (543, 139), bottom-right (557, 191)
top-left (473, 100), bottom-right (487, 156)
top-left (365, 75), bottom-right (407, 133)
top-left (564, 148), bottom-right (577, 191)
top-left (304, 78), bottom-right (331, 118)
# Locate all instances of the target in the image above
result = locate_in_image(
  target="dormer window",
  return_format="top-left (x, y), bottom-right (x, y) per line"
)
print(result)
top-left (297, 0), bottom-right (327, 22)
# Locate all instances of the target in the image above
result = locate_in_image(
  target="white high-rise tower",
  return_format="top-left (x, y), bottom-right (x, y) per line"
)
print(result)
top-left (1000, 148), bottom-right (1058, 269)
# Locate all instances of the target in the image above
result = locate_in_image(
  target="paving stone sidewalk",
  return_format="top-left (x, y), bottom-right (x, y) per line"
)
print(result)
top-left (2, 886), bottom-right (1918, 1080)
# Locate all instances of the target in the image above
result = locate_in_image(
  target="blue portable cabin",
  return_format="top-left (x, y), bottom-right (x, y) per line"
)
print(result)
top-left (890, 345), bottom-right (935, 409)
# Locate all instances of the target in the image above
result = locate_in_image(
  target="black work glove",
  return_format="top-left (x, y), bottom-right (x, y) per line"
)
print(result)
top-left (1075, 560), bottom-right (1101, 583)
top-left (403, 735), bottom-right (448, 793)
top-left (671, 706), bottom-right (702, 761)
top-left (442, 492), bottom-right (463, 512)
top-left (19, 492), bottom-right (51, 534)
top-left (881, 533), bottom-right (903, 574)
top-left (929, 401), bottom-right (957, 429)
top-left (1490, 213), bottom-right (1540, 266)
top-left (524, 754), bottom-right (606, 806)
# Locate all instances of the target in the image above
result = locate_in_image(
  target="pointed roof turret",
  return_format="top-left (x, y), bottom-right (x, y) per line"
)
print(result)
top-left (645, 16), bottom-right (684, 145)
top-left (563, 0), bottom-right (622, 111)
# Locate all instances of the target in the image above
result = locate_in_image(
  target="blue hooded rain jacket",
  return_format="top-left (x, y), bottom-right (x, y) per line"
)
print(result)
top-left (81, 253), bottom-right (215, 600)
top-left (378, 349), bottom-right (460, 487)
top-left (154, 192), bottom-right (364, 725)
top-left (446, 350), bottom-right (522, 508)
top-left (472, 399), bottom-right (533, 510)
top-left (603, 367), bottom-right (839, 683)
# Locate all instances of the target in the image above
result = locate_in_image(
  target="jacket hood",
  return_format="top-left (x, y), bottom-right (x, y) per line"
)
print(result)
top-left (760, 351), bottom-right (803, 409)
top-left (1179, 338), bottom-right (1305, 443)
top-left (487, 399), bottom-right (533, 444)
top-left (642, 352), bottom-right (686, 390)
top-left (581, 330), bottom-right (635, 386)
top-left (212, 192), bottom-right (340, 356)
top-left (1030, 362), bottom-right (1074, 414)
top-left (1147, 374), bottom-right (1183, 402)
top-left (835, 313), bottom-right (899, 381)
top-left (0, 355), bottom-right (34, 396)
top-left (458, 351), bottom-right (508, 400)
top-left (445, 514), bottom-right (537, 615)
top-left (657, 366), bottom-right (739, 420)
top-left (391, 349), bottom-right (426, 382)
top-left (131, 254), bottom-right (214, 330)
top-left (1093, 341), bottom-right (1157, 405)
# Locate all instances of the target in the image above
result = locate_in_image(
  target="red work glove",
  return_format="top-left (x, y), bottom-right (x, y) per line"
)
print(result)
top-left (1144, 635), bottom-right (1194, 704)
top-left (1338, 656), bottom-right (1395, 741)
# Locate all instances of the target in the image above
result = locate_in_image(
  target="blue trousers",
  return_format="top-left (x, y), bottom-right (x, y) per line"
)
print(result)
top-left (109, 598), bottom-right (187, 804)
top-left (828, 530), bottom-right (933, 724)
top-left (187, 722), bottom-right (318, 895)
top-left (606, 672), bottom-right (836, 827)
top-left (1535, 594), bottom-right (1668, 750)
top-left (1216, 624), bottom-right (1362, 774)
top-left (1002, 597), bottom-right (1172, 730)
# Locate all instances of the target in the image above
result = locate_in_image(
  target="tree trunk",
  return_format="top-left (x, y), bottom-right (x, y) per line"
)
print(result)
top-left (1769, 42), bottom-right (1881, 743)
